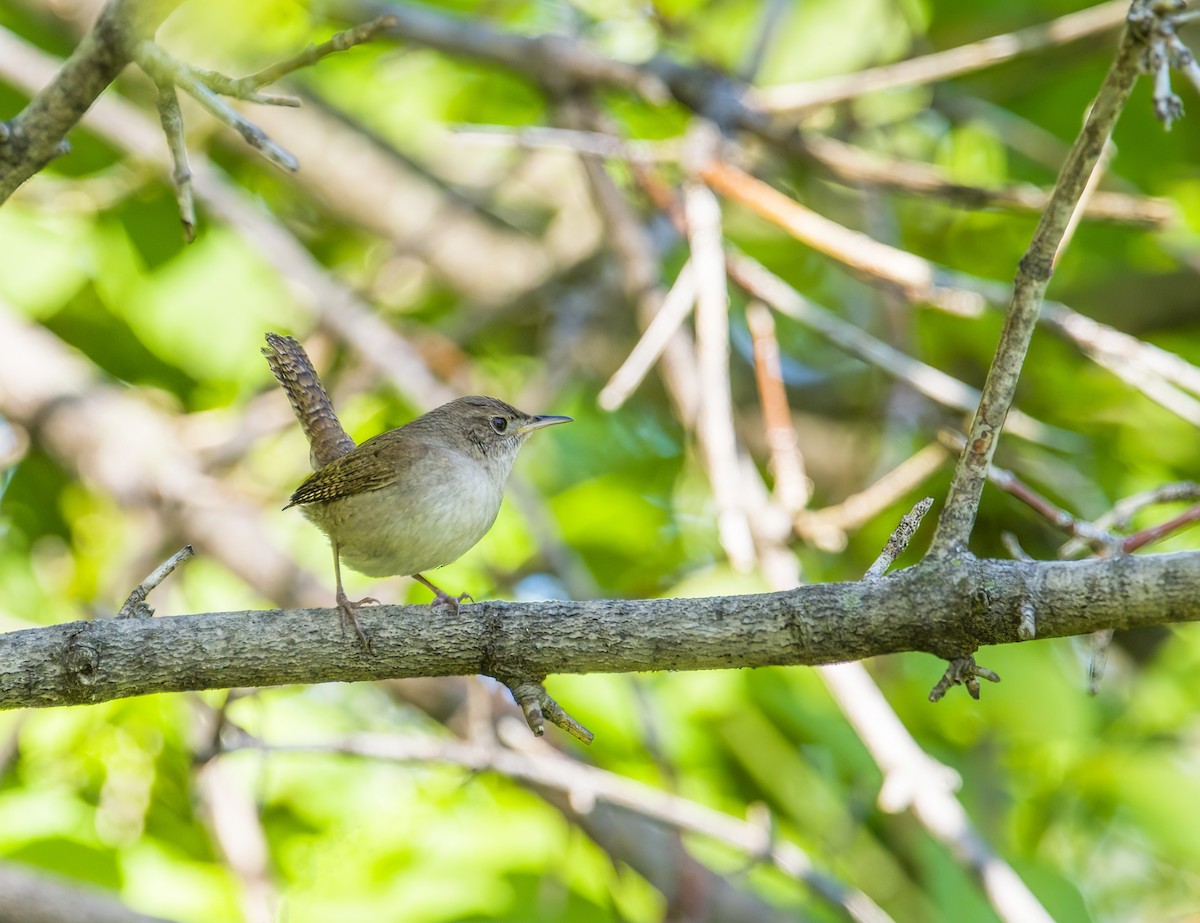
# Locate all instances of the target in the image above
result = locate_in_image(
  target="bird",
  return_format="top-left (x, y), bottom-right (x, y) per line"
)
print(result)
top-left (262, 332), bottom-right (571, 648)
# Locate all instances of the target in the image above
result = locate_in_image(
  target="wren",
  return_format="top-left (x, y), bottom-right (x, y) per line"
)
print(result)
top-left (262, 332), bottom-right (571, 648)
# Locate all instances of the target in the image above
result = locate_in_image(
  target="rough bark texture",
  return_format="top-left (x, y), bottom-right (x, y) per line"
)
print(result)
top-left (1, 551), bottom-right (1197, 711)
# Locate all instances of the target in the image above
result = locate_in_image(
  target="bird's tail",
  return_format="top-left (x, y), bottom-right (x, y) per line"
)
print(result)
top-left (262, 332), bottom-right (355, 470)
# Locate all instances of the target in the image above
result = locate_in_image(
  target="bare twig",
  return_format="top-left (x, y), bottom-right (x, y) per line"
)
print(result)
top-left (116, 545), bottom-right (194, 619)
top-left (151, 81), bottom-right (194, 241)
top-left (0, 27), bottom-right (454, 412)
top-left (1082, 481), bottom-right (1200, 536)
top-left (929, 14), bottom-right (1147, 556)
top-left (725, 249), bottom-right (1075, 448)
top-left (746, 301), bottom-right (811, 514)
top-left (598, 261), bottom-right (696, 411)
top-left (866, 498), bottom-right (933, 579)
top-left (985, 461), bottom-right (1118, 550)
top-left (452, 123), bottom-right (676, 161)
top-left (222, 731), bottom-right (894, 923)
top-left (1122, 501), bottom-right (1200, 552)
top-left (502, 677), bottom-right (593, 743)
top-left (928, 656), bottom-right (1002, 701)
top-left (1054, 139), bottom-right (1114, 268)
top-left (134, 41), bottom-right (300, 172)
top-left (0, 0), bottom-right (185, 204)
top-left (796, 443), bottom-right (951, 552)
top-left (195, 15), bottom-right (397, 96)
top-left (685, 125), bottom-right (757, 572)
top-left (751, 1), bottom-right (1127, 115)
top-left (454, 122), bottom-right (1175, 228)
top-left (702, 160), bottom-right (971, 312)
top-left (936, 431), bottom-right (1120, 553)
top-left (797, 133), bottom-right (1175, 229)
top-left (697, 160), bottom-right (1200, 428)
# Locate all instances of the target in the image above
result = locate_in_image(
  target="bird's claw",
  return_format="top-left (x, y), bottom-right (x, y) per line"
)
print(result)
top-left (335, 591), bottom-right (378, 652)
top-left (430, 590), bottom-right (473, 612)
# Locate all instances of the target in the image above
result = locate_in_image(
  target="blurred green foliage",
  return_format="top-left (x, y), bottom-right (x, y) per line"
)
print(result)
top-left (1, 1), bottom-right (1199, 922)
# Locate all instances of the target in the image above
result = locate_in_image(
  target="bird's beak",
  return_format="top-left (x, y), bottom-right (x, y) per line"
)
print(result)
top-left (517, 414), bottom-right (573, 434)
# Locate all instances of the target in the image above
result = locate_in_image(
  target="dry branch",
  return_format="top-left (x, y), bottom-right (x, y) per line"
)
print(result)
top-left (0, 0), bottom-right (183, 202)
top-left (2, 550), bottom-right (1199, 712)
top-left (930, 10), bottom-right (1146, 555)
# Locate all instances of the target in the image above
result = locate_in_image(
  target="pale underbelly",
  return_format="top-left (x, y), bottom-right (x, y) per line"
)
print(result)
top-left (302, 474), bottom-right (503, 578)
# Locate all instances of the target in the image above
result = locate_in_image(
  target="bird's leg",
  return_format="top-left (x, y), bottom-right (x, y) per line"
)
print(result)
top-left (332, 542), bottom-right (377, 650)
top-left (413, 573), bottom-right (472, 610)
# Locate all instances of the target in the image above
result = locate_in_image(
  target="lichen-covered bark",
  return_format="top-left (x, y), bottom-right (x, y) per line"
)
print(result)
top-left (2, 552), bottom-right (1197, 711)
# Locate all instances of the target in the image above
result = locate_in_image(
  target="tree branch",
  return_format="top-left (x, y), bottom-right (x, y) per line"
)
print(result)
top-left (0, 0), bottom-right (182, 203)
top-left (3, 551), bottom-right (1198, 712)
top-left (929, 7), bottom-right (1147, 555)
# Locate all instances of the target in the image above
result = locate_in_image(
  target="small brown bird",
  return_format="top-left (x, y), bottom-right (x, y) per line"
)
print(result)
top-left (262, 332), bottom-right (571, 647)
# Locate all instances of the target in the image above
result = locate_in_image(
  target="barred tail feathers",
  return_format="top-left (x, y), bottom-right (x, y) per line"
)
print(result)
top-left (262, 332), bottom-right (355, 470)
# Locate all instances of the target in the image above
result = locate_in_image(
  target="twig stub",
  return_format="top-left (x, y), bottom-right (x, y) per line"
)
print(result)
top-left (117, 545), bottom-right (195, 619)
top-left (928, 655), bottom-right (1002, 702)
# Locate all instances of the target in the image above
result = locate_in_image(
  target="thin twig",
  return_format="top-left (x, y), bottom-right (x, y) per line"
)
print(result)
top-left (152, 81), bottom-right (195, 242)
top-left (201, 16), bottom-right (398, 95)
top-left (598, 261), bottom-right (696, 411)
top-left (796, 443), bottom-right (951, 552)
top-left (866, 498), bottom-right (934, 578)
top-left (135, 41), bottom-right (300, 172)
top-left (1106, 482), bottom-right (1200, 527)
top-left (991, 462), bottom-right (1117, 549)
top-left (1053, 139), bottom-right (1114, 268)
top-left (937, 431), bottom-right (1119, 552)
top-left (685, 124), bottom-right (757, 572)
top-left (451, 123), bottom-right (677, 161)
top-left (698, 157), bottom-right (1200, 424)
top-left (725, 249), bottom-right (1076, 449)
top-left (0, 0), bottom-right (186, 204)
top-left (746, 301), bottom-right (810, 514)
top-left (798, 133), bottom-right (1175, 229)
top-left (221, 732), bottom-right (895, 923)
top-left (117, 545), bottom-right (194, 619)
top-left (751, 1), bottom-right (1127, 114)
top-left (1122, 501), bottom-right (1200, 552)
top-left (701, 160), bottom-right (967, 311)
top-left (929, 18), bottom-right (1148, 555)
top-left (0, 25), bottom-right (454, 413)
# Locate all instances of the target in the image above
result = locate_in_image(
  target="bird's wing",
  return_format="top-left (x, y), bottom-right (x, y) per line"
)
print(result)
top-left (285, 433), bottom-right (429, 507)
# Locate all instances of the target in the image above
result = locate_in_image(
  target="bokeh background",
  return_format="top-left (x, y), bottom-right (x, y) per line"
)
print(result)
top-left (1, 0), bottom-right (1199, 921)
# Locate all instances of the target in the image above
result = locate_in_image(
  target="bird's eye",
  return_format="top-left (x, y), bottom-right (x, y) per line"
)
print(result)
top-left (490, 416), bottom-right (509, 434)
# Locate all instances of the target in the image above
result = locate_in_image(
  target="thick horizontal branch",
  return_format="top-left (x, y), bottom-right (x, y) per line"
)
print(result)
top-left (3, 551), bottom-right (1198, 711)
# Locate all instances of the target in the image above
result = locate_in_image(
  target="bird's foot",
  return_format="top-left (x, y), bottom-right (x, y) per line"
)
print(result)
top-left (430, 589), bottom-right (473, 612)
top-left (335, 589), bottom-right (379, 651)
top-left (414, 573), bottom-right (472, 612)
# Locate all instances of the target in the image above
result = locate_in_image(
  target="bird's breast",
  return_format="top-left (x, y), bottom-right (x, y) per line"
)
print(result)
top-left (303, 454), bottom-right (506, 578)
